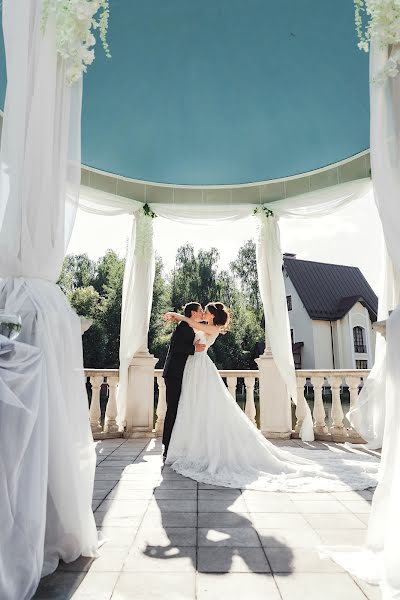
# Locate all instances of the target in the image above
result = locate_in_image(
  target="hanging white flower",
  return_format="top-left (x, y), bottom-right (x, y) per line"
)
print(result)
top-left (42, 0), bottom-right (111, 85)
top-left (354, 0), bottom-right (400, 81)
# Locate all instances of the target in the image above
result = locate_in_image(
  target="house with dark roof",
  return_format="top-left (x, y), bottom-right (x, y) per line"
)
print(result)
top-left (283, 255), bottom-right (378, 370)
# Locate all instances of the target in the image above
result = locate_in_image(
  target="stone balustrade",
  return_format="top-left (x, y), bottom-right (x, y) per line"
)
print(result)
top-left (85, 367), bottom-right (370, 443)
top-left (295, 369), bottom-right (369, 443)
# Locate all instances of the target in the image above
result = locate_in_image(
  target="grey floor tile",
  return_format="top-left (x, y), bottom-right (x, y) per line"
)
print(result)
top-left (274, 573), bottom-right (369, 600)
top-left (94, 513), bottom-right (143, 528)
top-left (198, 498), bottom-right (248, 513)
top-left (33, 572), bottom-right (86, 599)
top-left (154, 479), bottom-right (197, 489)
top-left (149, 499), bottom-right (197, 512)
top-left (98, 526), bottom-right (138, 548)
top-left (112, 572), bottom-right (196, 600)
top-left (196, 573), bottom-right (281, 600)
top-left (258, 528), bottom-right (322, 548)
top-left (134, 526), bottom-right (197, 548)
top-left (292, 500), bottom-right (350, 514)
top-left (95, 499), bottom-right (150, 515)
top-left (244, 500), bottom-right (297, 513)
top-left (70, 572), bottom-right (119, 600)
top-left (105, 488), bottom-right (154, 500)
top-left (198, 527), bottom-right (261, 547)
top-left (304, 513), bottom-right (367, 530)
top-left (198, 512), bottom-right (253, 529)
top-left (250, 513), bottom-right (311, 530)
top-left (197, 547), bottom-right (270, 573)
top-left (142, 510), bottom-right (197, 528)
top-left (198, 489), bottom-right (242, 500)
top-left (123, 546), bottom-right (196, 572)
top-left (265, 547), bottom-right (343, 574)
top-left (316, 528), bottom-right (367, 545)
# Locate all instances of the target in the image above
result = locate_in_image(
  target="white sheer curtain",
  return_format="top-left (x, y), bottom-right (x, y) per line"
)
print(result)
top-left (0, 1), bottom-right (97, 595)
top-left (117, 209), bottom-right (156, 428)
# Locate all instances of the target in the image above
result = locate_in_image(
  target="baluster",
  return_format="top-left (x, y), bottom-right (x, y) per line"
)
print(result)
top-left (89, 375), bottom-right (103, 433)
top-left (295, 375), bottom-right (307, 433)
top-left (154, 375), bottom-right (167, 436)
top-left (345, 375), bottom-right (365, 441)
top-left (227, 376), bottom-right (237, 400)
top-left (244, 376), bottom-right (257, 425)
top-left (104, 376), bottom-right (119, 433)
top-left (328, 375), bottom-right (348, 440)
top-left (312, 376), bottom-right (328, 435)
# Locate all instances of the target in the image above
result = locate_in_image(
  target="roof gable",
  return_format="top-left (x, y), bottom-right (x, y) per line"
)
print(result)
top-left (284, 258), bottom-right (378, 322)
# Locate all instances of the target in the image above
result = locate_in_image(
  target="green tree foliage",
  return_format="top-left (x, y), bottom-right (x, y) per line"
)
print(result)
top-left (59, 241), bottom-right (265, 370)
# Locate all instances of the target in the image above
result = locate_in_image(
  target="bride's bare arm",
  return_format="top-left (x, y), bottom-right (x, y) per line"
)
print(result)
top-left (163, 312), bottom-right (220, 336)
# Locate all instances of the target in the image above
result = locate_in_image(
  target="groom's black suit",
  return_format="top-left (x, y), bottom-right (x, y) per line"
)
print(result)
top-left (162, 321), bottom-right (195, 454)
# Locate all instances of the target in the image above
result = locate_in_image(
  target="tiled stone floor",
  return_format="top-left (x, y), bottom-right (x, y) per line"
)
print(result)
top-left (33, 438), bottom-right (381, 600)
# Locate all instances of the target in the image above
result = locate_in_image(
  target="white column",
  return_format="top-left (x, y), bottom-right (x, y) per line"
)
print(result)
top-left (244, 376), bottom-right (257, 425)
top-left (256, 339), bottom-right (292, 439)
top-left (312, 375), bottom-right (328, 435)
top-left (125, 350), bottom-right (158, 436)
top-left (294, 375), bottom-right (307, 434)
top-left (104, 376), bottom-right (119, 433)
top-left (89, 375), bottom-right (103, 434)
top-left (329, 376), bottom-right (348, 441)
top-left (227, 376), bottom-right (237, 399)
top-left (154, 375), bottom-right (167, 436)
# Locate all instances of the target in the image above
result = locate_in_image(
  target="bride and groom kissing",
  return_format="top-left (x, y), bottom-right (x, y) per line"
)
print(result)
top-left (160, 302), bottom-right (379, 492)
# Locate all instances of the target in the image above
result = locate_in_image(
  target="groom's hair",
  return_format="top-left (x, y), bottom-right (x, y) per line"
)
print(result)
top-left (183, 302), bottom-right (201, 317)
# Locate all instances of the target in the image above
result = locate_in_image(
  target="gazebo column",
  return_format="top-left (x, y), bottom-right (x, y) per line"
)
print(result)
top-left (256, 333), bottom-right (292, 439)
top-left (125, 343), bottom-right (158, 437)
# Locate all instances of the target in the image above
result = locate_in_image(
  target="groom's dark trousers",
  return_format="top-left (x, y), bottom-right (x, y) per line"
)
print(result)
top-left (162, 321), bottom-right (195, 454)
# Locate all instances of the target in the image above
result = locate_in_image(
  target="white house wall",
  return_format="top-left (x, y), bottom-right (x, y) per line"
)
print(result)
top-left (312, 321), bottom-right (334, 369)
top-left (284, 274), bottom-right (315, 369)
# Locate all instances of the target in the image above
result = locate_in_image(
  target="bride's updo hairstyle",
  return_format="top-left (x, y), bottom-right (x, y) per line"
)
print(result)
top-left (206, 302), bottom-right (231, 332)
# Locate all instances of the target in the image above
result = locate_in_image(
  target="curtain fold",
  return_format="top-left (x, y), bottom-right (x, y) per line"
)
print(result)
top-left (0, 1), bottom-right (98, 595)
top-left (117, 210), bottom-right (156, 427)
top-left (256, 212), bottom-right (314, 441)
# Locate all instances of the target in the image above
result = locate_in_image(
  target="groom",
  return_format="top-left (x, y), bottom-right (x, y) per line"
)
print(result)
top-left (162, 302), bottom-right (205, 459)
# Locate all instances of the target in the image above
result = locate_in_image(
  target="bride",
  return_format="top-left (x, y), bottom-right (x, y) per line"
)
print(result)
top-left (163, 302), bottom-right (379, 493)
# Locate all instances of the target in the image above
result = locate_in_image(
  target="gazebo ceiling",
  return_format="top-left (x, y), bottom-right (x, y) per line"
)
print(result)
top-left (0, 1), bottom-right (369, 187)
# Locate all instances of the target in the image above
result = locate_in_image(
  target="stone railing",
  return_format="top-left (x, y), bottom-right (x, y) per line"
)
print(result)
top-left (294, 369), bottom-right (370, 442)
top-left (154, 369), bottom-right (259, 435)
top-left (85, 367), bottom-right (369, 442)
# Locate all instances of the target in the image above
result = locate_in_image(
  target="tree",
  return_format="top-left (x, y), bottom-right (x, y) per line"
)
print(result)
top-left (230, 240), bottom-right (262, 316)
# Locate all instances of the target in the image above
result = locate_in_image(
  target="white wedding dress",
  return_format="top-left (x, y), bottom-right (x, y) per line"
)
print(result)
top-left (166, 331), bottom-right (380, 492)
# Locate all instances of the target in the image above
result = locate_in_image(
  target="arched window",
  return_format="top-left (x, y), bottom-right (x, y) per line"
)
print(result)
top-left (353, 326), bottom-right (366, 354)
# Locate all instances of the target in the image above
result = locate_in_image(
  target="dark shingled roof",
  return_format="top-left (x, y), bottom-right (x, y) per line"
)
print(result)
top-left (283, 257), bottom-right (378, 322)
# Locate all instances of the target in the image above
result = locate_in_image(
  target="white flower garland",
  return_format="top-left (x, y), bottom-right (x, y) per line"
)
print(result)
top-left (42, 0), bottom-right (110, 85)
top-left (354, 0), bottom-right (400, 81)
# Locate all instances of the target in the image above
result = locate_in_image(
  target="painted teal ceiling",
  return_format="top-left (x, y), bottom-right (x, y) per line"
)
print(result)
top-left (0, 1), bottom-right (369, 185)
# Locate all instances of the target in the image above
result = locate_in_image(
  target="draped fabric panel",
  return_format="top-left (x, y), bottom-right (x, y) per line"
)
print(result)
top-left (117, 210), bottom-right (156, 427)
top-left (256, 213), bottom-right (314, 441)
top-left (0, 1), bottom-right (98, 595)
top-left (0, 336), bottom-right (47, 600)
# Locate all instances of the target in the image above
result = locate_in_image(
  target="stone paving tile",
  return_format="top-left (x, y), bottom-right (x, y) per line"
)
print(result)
top-left (198, 512), bottom-right (253, 528)
top-left (148, 499), bottom-right (197, 512)
top-left (58, 547), bottom-right (127, 573)
top-left (244, 500), bottom-right (298, 513)
top-left (142, 510), bottom-right (198, 528)
top-left (98, 526), bottom-right (138, 548)
top-left (265, 547), bottom-right (344, 574)
top-left (123, 546), bottom-right (197, 572)
top-left (339, 500), bottom-right (373, 514)
top-left (197, 547), bottom-right (271, 573)
top-left (112, 572), bottom-right (196, 600)
top-left (96, 499), bottom-right (150, 516)
top-left (353, 576), bottom-right (382, 600)
top-left (94, 512), bottom-right (143, 528)
top-left (258, 528), bottom-right (323, 548)
top-left (133, 526), bottom-right (197, 548)
top-left (196, 573), bottom-right (281, 600)
top-left (198, 498), bottom-right (248, 513)
top-left (198, 489), bottom-right (242, 500)
top-left (274, 573), bottom-right (369, 600)
top-left (316, 528), bottom-right (367, 546)
top-left (153, 488), bottom-right (197, 500)
top-left (69, 572), bottom-right (119, 600)
top-left (155, 479), bottom-right (197, 489)
top-left (304, 513), bottom-right (367, 530)
top-left (354, 513), bottom-right (370, 525)
top-left (33, 572), bottom-right (87, 599)
top-left (291, 500), bottom-right (350, 514)
top-left (105, 488), bottom-right (155, 500)
top-left (197, 527), bottom-right (261, 547)
top-left (250, 513), bottom-right (311, 530)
